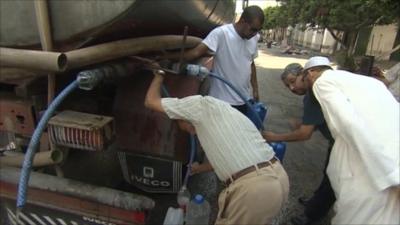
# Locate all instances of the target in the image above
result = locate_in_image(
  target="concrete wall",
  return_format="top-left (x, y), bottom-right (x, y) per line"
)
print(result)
top-left (311, 29), bottom-right (324, 50)
top-left (293, 25), bottom-right (304, 46)
top-left (366, 24), bottom-right (398, 60)
top-left (321, 29), bottom-right (340, 54)
top-left (303, 28), bottom-right (313, 48)
top-left (279, 23), bottom-right (398, 60)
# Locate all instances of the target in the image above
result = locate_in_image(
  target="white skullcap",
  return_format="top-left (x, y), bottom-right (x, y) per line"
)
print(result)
top-left (304, 56), bottom-right (332, 70)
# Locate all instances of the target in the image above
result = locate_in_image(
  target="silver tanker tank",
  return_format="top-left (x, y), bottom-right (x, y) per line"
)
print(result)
top-left (0, 0), bottom-right (235, 50)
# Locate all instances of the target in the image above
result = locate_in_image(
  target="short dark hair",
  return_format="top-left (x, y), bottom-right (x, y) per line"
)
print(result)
top-left (281, 63), bottom-right (303, 80)
top-left (240, 5), bottom-right (265, 24)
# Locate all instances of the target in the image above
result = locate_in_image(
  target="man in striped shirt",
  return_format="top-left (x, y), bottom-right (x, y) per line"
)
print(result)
top-left (145, 69), bottom-right (289, 225)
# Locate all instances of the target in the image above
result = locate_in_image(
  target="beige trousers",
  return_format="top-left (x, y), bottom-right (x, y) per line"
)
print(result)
top-left (215, 161), bottom-right (289, 225)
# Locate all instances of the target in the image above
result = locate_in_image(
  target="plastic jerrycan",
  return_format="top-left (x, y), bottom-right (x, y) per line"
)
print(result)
top-left (246, 100), bottom-right (267, 130)
top-left (163, 207), bottom-right (184, 225)
top-left (270, 142), bottom-right (286, 161)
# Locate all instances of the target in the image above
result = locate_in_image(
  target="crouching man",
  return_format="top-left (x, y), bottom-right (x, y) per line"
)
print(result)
top-left (144, 69), bottom-right (289, 225)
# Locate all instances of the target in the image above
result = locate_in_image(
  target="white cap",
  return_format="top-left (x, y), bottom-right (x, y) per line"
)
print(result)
top-left (304, 56), bottom-right (332, 70)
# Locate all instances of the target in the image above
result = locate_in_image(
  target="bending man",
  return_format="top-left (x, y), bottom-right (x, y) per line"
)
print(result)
top-left (145, 68), bottom-right (289, 225)
top-left (263, 63), bottom-right (335, 225)
top-left (297, 56), bottom-right (399, 224)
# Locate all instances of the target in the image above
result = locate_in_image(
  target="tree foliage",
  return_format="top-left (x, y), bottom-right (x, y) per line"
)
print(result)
top-left (265, 0), bottom-right (399, 52)
top-left (263, 6), bottom-right (288, 29)
top-left (290, 0), bottom-right (399, 31)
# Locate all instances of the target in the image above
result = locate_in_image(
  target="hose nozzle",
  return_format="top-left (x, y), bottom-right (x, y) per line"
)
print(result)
top-left (185, 64), bottom-right (210, 80)
top-left (156, 62), bottom-right (209, 79)
top-left (76, 61), bottom-right (134, 90)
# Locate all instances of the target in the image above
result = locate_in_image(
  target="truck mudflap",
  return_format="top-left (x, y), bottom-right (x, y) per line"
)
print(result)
top-left (0, 167), bottom-right (155, 225)
top-left (118, 152), bottom-right (183, 193)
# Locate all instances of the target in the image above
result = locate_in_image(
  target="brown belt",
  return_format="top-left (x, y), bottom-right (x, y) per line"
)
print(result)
top-left (225, 158), bottom-right (278, 186)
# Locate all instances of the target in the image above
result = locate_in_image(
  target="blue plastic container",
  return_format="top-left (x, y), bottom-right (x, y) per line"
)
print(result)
top-left (246, 101), bottom-right (267, 130)
top-left (270, 142), bottom-right (286, 161)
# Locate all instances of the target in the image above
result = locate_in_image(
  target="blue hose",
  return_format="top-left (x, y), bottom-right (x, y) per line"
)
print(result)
top-left (207, 70), bottom-right (286, 161)
top-left (17, 80), bottom-right (79, 209)
top-left (183, 135), bottom-right (196, 186)
top-left (161, 84), bottom-right (196, 187)
top-left (208, 72), bottom-right (265, 130)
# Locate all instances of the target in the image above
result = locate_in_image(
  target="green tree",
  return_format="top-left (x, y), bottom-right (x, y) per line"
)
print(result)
top-left (263, 6), bottom-right (288, 30)
top-left (268, 0), bottom-right (400, 56)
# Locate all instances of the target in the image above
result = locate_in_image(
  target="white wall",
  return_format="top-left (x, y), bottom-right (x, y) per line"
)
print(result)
top-left (303, 28), bottom-right (313, 47)
top-left (366, 24), bottom-right (398, 60)
top-left (321, 29), bottom-right (338, 54)
top-left (311, 29), bottom-right (324, 50)
top-left (293, 25), bottom-right (304, 46)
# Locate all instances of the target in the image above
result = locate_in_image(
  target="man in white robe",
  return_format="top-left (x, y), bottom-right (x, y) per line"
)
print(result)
top-left (296, 56), bottom-right (399, 224)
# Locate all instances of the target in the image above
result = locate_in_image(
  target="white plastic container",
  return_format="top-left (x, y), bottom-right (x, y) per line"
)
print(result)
top-left (163, 207), bottom-right (184, 225)
top-left (185, 194), bottom-right (210, 225)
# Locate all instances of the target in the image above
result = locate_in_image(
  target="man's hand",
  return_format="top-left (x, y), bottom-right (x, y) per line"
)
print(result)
top-left (262, 131), bottom-right (276, 141)
top-left (189, 162), bottom-right (213, 175)
top-left (262, 124), bottom-right (315, 142)
top-left (144, 66), bottom-right (166, 113)
top-left (153, 69), bottom-right (166, 79)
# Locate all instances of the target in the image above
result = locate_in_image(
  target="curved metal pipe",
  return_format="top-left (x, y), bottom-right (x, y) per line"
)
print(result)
top-left (0, 36), bottom-right (201, 73)
top-left (66, 35), bottom-right (202, 69)
top-left (0, 47), bottom-right (67, 72)
top-left (0, 150), bottom-right (63, 168)
top-left (2, 167), bottom-right (155, 211)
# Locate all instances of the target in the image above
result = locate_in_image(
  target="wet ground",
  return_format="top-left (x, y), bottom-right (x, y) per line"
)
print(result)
top-left (146, 45), bottom-right (333, 225)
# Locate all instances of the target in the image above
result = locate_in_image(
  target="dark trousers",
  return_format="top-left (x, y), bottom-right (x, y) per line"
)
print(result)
top-left (305, 145), bottom-right (336, 221)
top-left (232, 104), bottom-right (247, 115)
top-left (305, 174), bottom-right (336, 220)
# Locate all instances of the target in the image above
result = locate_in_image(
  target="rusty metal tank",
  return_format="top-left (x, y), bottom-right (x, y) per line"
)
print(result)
top-left (0, 0), bottom-right (236, 50)
top-left (0, 0), bottom-right (236, 197)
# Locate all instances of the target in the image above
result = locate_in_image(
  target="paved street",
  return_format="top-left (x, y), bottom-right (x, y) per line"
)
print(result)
top-left (148, 45), bottom-right (333, 225)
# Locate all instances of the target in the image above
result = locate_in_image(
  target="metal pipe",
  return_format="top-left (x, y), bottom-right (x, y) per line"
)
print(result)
top-left (0, 67), bottom-right (45, 84)
top-left (177, 26), bottom-right (189, 70)
top-left (34, 0), bottom-right (56, 103)
top-left (34, 0), bottom-right (53, 51)
top-left (1, 167), bottom-right (155, 210)
top-left (0, 150), bottom-right (63, 168)
top-left (0, 47), bottom-right (67, 72)
top-left (66, 35), bottom-right (202, 69)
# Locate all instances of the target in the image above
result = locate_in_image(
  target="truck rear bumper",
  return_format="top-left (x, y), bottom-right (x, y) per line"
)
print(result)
top-left (0, 167), bottom-right (154, 225)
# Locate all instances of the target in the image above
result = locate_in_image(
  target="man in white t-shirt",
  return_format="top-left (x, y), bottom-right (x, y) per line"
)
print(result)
top-left (297, 56), bottom-right (400, 224)
top-left (174, 5), bottom-right (264, 114)
top-left (145, 69), bottom-right (289, 225)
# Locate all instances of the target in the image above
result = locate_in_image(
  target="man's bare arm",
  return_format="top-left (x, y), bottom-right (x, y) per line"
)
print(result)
top-left (262, 124), bottom-right (315, 142)
top-left (163, 43), bottom-right (211, 62)
top-left (144, 71), bottom-right (166, 113)
top-left (251, 62), bottom-right (259, 101)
